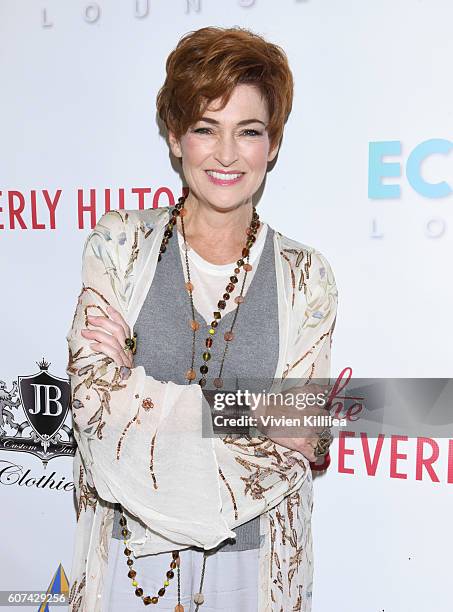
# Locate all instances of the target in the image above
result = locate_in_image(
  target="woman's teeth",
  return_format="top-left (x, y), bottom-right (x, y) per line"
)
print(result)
top-left (206, 170), bottom-right (243, 181)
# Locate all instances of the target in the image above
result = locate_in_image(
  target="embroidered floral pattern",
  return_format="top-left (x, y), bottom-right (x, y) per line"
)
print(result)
top-left (68, 571), bottom-right (86, 611)
top-left (218, 466), bottom-right (239, 520)
top-left (76, 465), bottom-right (97, 520)
top-left (142, 397), bottom-right (154, 410)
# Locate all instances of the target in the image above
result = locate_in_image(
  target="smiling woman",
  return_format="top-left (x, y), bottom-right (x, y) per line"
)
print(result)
top-left (66, 25), bottom-right (338, 612)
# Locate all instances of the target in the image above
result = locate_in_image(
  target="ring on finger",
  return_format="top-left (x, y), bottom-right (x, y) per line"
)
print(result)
top-left (123, 332), bottom-right (138, 355)
top-left (314, 428), bottom-right (333, 457)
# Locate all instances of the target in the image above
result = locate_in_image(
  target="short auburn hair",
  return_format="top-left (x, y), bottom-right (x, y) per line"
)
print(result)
top-left (156, 26), bottom-right (294, 151)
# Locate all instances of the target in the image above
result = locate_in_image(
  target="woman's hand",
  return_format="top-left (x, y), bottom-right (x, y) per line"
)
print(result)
top-left (255, 383), bottom-right (334, 462)
top-left (81, 305), bottom-right (134, 368)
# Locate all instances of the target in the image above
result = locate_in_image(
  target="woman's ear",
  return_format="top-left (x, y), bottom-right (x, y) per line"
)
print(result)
top-left (168, 130), bottom-right (182, 158)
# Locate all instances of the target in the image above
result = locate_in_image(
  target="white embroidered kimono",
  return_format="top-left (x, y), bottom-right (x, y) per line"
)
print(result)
top-left (65, 205), bottom-right (338, 612)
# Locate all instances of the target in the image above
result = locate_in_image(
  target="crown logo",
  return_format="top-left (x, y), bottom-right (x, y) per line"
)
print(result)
top-left (36, 357), bottom-right (51, 371)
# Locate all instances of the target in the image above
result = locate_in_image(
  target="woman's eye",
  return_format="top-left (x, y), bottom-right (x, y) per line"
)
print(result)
top-left (192, 128), bottom-right (262, 136)
top-left (242, 129), bottom-right (262, 136)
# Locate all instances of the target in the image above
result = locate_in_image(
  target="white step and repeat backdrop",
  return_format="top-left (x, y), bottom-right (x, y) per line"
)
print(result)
top-left (1, 1), bottom-right (452, 611)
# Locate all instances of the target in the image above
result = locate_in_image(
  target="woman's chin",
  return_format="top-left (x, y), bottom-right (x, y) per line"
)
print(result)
top-left (191, 190), bottom-right (253, 210)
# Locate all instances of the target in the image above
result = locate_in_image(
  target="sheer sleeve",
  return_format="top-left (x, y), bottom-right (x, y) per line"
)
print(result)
top-left (66, 211), bottom-right (235, 550)
top-left (209, 247), bottom-right (338, 526)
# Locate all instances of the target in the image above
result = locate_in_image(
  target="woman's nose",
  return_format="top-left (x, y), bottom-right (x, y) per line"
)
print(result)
top-left (214, 134), bottom-right (239, 166)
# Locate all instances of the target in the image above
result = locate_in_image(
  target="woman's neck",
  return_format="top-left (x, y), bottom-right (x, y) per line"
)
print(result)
top-left (175, 194), bottom-right (261, 265)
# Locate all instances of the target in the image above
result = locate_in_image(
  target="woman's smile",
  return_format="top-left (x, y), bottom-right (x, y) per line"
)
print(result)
top-left (205, 169), bottom-right (245, 186)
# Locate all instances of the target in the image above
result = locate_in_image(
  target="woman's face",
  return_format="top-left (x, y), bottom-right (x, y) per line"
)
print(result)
top-left (169, 84), bottom-right (279, 211)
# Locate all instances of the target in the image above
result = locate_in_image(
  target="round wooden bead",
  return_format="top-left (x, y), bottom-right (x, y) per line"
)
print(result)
top-left (243, 263), bottom-right (252, 272)
top-left (174, 605), bottom-right (184, 612)
top-left (185, 369), bottom-right (196, 380)
top-left (185, 281), bottom-right (194, 292)
top-left (234, 296), bottom-right (245, 304)
top-left (224, 331), bottom-right (234, 341)
top-left (179, 208), bottom-right (187, 217)
top-left (190, 320), bottom-right (200, 331)
top-left (213, 378), bottom-right (223, 388)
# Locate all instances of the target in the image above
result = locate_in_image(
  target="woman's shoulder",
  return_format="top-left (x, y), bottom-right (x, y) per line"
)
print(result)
top-left (95, 206), bottom-right (170, 233)
top-left (275, 229), bottom-right (337, 285)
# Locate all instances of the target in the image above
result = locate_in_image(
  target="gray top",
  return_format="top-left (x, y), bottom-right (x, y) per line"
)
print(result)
top-left (112, 212), bottom-right (279, 552)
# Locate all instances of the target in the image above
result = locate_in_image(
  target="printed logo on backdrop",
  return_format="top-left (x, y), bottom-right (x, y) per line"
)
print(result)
top-left (40, 0), bottom-right (260, 27)
top-left (368, 138), bottom-right (453, 239)
top-left (0, 358), bottom-right (74, 467)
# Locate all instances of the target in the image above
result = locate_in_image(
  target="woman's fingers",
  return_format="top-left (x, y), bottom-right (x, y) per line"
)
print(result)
top-left (82, 335), bottom-right (128, 367)
top-left (81, 328), bottom-right (133, 368)
top-left (106, 305), bottom-right (131, 339)
top-left (83, 305), bottom-right (134, 368)
top-left (86, 314), bottom-right (128, 346)
top-left (269, 435), bottom-right (318, 462)
top-left (82, 327), bottom-right (121, 351)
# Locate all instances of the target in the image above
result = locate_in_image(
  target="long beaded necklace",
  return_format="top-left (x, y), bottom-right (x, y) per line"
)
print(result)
top-left (119, 194), bottom-right (261, 610)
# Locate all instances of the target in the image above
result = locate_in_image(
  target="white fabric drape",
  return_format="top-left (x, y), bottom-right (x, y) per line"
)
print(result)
top-left (66, 205), bottom-right (338, 611)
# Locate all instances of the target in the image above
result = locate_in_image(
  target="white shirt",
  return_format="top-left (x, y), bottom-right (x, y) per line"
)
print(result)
top-left (176, 223), bottom-right (268, 325)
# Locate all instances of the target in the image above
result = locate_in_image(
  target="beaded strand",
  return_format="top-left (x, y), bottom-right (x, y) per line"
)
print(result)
top-left (119, 194), bottom-right (260, 610)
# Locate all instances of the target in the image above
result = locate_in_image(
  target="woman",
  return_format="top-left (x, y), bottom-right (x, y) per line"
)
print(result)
top-left (66, 26), bottom-right (338, 611)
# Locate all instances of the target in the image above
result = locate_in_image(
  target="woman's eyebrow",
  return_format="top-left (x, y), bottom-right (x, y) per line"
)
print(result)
top-left (199, 117), bottom-right (266, 127)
